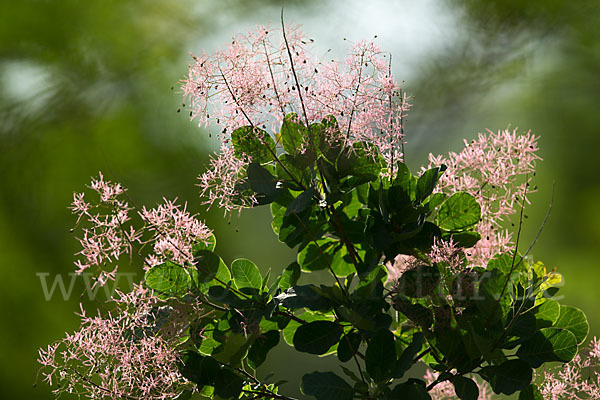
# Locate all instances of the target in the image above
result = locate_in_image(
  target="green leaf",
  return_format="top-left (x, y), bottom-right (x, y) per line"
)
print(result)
top-left (308, 122), bottom-right (326, 152)
top-left (424, 192), bottom-right (447, 212)
top-left (329, 247), bottom-right (355, 277)
top-left (285, 187), bottom-right (316, 216)
top-left (396, 264), bottom-right (440, 298)
top-left (197, 258), bottom-right (231, 291)
top-left (231, 258), bottom-right (262, 289)
top-left (517, 327), bottom-right (578, 367)
top-left (534, 299), bottom-right (561, 328)
top-left (452, 376), bottom-right (479, 400)
top-left (443, 231), bottom-right (480, 248)
top-left (393, 298), bottom-right (433, 329)
top-left (193, 233), bottom-right (216, 252)
top-left (276, 284), bottom-right (335, 311)
top-left (365, 211), bottom-right (392, 252)
top-left (231, 125), bottom-right (276, 163)
top-left (337, 332), bottom-right (362, 363)
top-left (194, 250), bottom-right (222, 284)
top-left (437, 192), bottom-right (481, 231)
top-left (281, 113), bottom-right (308, 155)
top-left (174, 390), bottom-right (194, 400)
top-left (247, 330), bottom-right (280, 368)
top-left (301, 371), bottom-right (354, 400)
top-left (213, 368), bottom-right (244, 399)
top-left (282, 312), bottom-right (333, 345)
top-left (475, 268), bottom-right (511, 325)
top-left (145, 261), bottom-right (190, 298)
top-left (396, 221), bottom-right (442, 254)
top-left (365, 329), bottom-right (396, 381)
top-left (333, 207), bottom-right (365, 244)
top-left (278, 210), bottom-right (311, 248)
top-left (554, 305), bottom-right (589, 344)
top-left (278, 262), bottom-right (301, 290)
top-left (298, 238), bottom-right (338, 272)
top-left (180, 351), bottom-right (219, 387)
top-left (293, 320), bottom-right (342, 355)
top-left (276, 153), bottom-right (312, 191)
top-left (416, 166), bottom-right (445, 202)
top-left (213, 332), bottom-right (250, 366)
top-left (196, 323), bottom-right (221, 356)
top-left (479, 359), bottom-right (532, 395)
top-left (336, 142), bottom-right (381, 180)
top-left (487, 253), bottom-right (516, 275)
top-left (261, 267), bottom-right (271, 290)
top-left (435, 329), bottom-right (473, 371)
top-left (393, 162), bottom-right (416, 198)
top-left (247, 162), bottom-right (280, 197)
top-left (207, 286), bottom-right (244, 308)
top-left (509, 311), bottom-right (538, 339)
top-left (519, 384), bottom-right (544, 400)
top-left (270, 199), bottom-right (286, 236)
top-left (393, 333), bottom-right (424, 378)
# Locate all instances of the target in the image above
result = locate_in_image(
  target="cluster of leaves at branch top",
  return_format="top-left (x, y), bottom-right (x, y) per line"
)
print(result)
top-left (145, 114), bottom-right (588, 400)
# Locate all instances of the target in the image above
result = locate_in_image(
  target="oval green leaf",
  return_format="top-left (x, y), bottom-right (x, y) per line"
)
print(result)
top-left (247, 330), bottom-right (280, 368)
top-left (281, 113), bottom-right (308, 155)
top-left (231, 125), bottom-right (276, 163)
top-left (554, 305), bottom-right (589, 345)
top-left (534, 299), bottom-right (560, 328)
top-left (337, 332), bottom-right (362, 363)
top-left (517, 327), bottom-right (578, 367)
top-left (145, 261), bottom-right (191, 298)
top-left (452, 376), bottom-right (479, 400)
top-left (437, 192), bottom-right (481, 231)
top-left (278, 261), bottom-right (301, 290)
top-left (231, 258), bottom-right (262, 289)
top-left (365, 329), bottom-right (396, 381)
top-left (416, 166), bottom-right (444, 202)
top-left (194, 250), bottom-right (222, 284)
top-left (479, 359), bottom-right (532, 395)
top-left (293, 320), bottom-right (341, 355)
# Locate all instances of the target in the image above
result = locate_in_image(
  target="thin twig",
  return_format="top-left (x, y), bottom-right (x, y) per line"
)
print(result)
top-left (345, 50), bottom-right (366, 139)
top-left (484, 178), bottom-right (528, 329)
top-left (281, 10), bottom-right (310, 128)
top-left (262, 41), bottom-right (286, 118)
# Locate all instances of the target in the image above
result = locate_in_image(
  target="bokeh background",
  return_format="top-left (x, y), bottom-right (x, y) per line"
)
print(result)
top-left (1, 0), bottom-right (598, 398)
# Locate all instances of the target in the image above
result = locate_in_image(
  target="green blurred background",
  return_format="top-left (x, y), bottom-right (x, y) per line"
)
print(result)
top-left (1, 0), bottom-right (598, 398)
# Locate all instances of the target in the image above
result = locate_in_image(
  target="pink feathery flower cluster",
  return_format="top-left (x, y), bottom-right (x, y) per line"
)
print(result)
top-left (386, 237), bottom-right (465, 285)
top-left (71, 173), bottom-right (213, 280)
top-left (541, 337), bottom-right (600, 399)
top-left (140, 198), bottom-right (213, 269)
top-left (424, 370), bottom-right (492, 400)
top-left (429, 237), bottom-right (464, 274)
top-left (71, 172), bottom-right (137, 284)
top-left (197, 144), bottom-right (256, 215)
top-left (37, 285), bottom-right (196, 399)
top-left (183, 25), bottom-right (410, 213)
top-left (428, 128), bottom-right (540, 266)
top-left (385, 254), bottom-right (420, 285)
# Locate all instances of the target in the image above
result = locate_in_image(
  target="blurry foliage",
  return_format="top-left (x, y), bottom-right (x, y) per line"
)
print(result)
top-left (0, 1), bottom-right (293, 399)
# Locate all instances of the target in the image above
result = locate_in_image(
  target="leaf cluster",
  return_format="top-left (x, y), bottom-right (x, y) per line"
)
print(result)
top-left (143, 115), bottom-right (588, 400)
